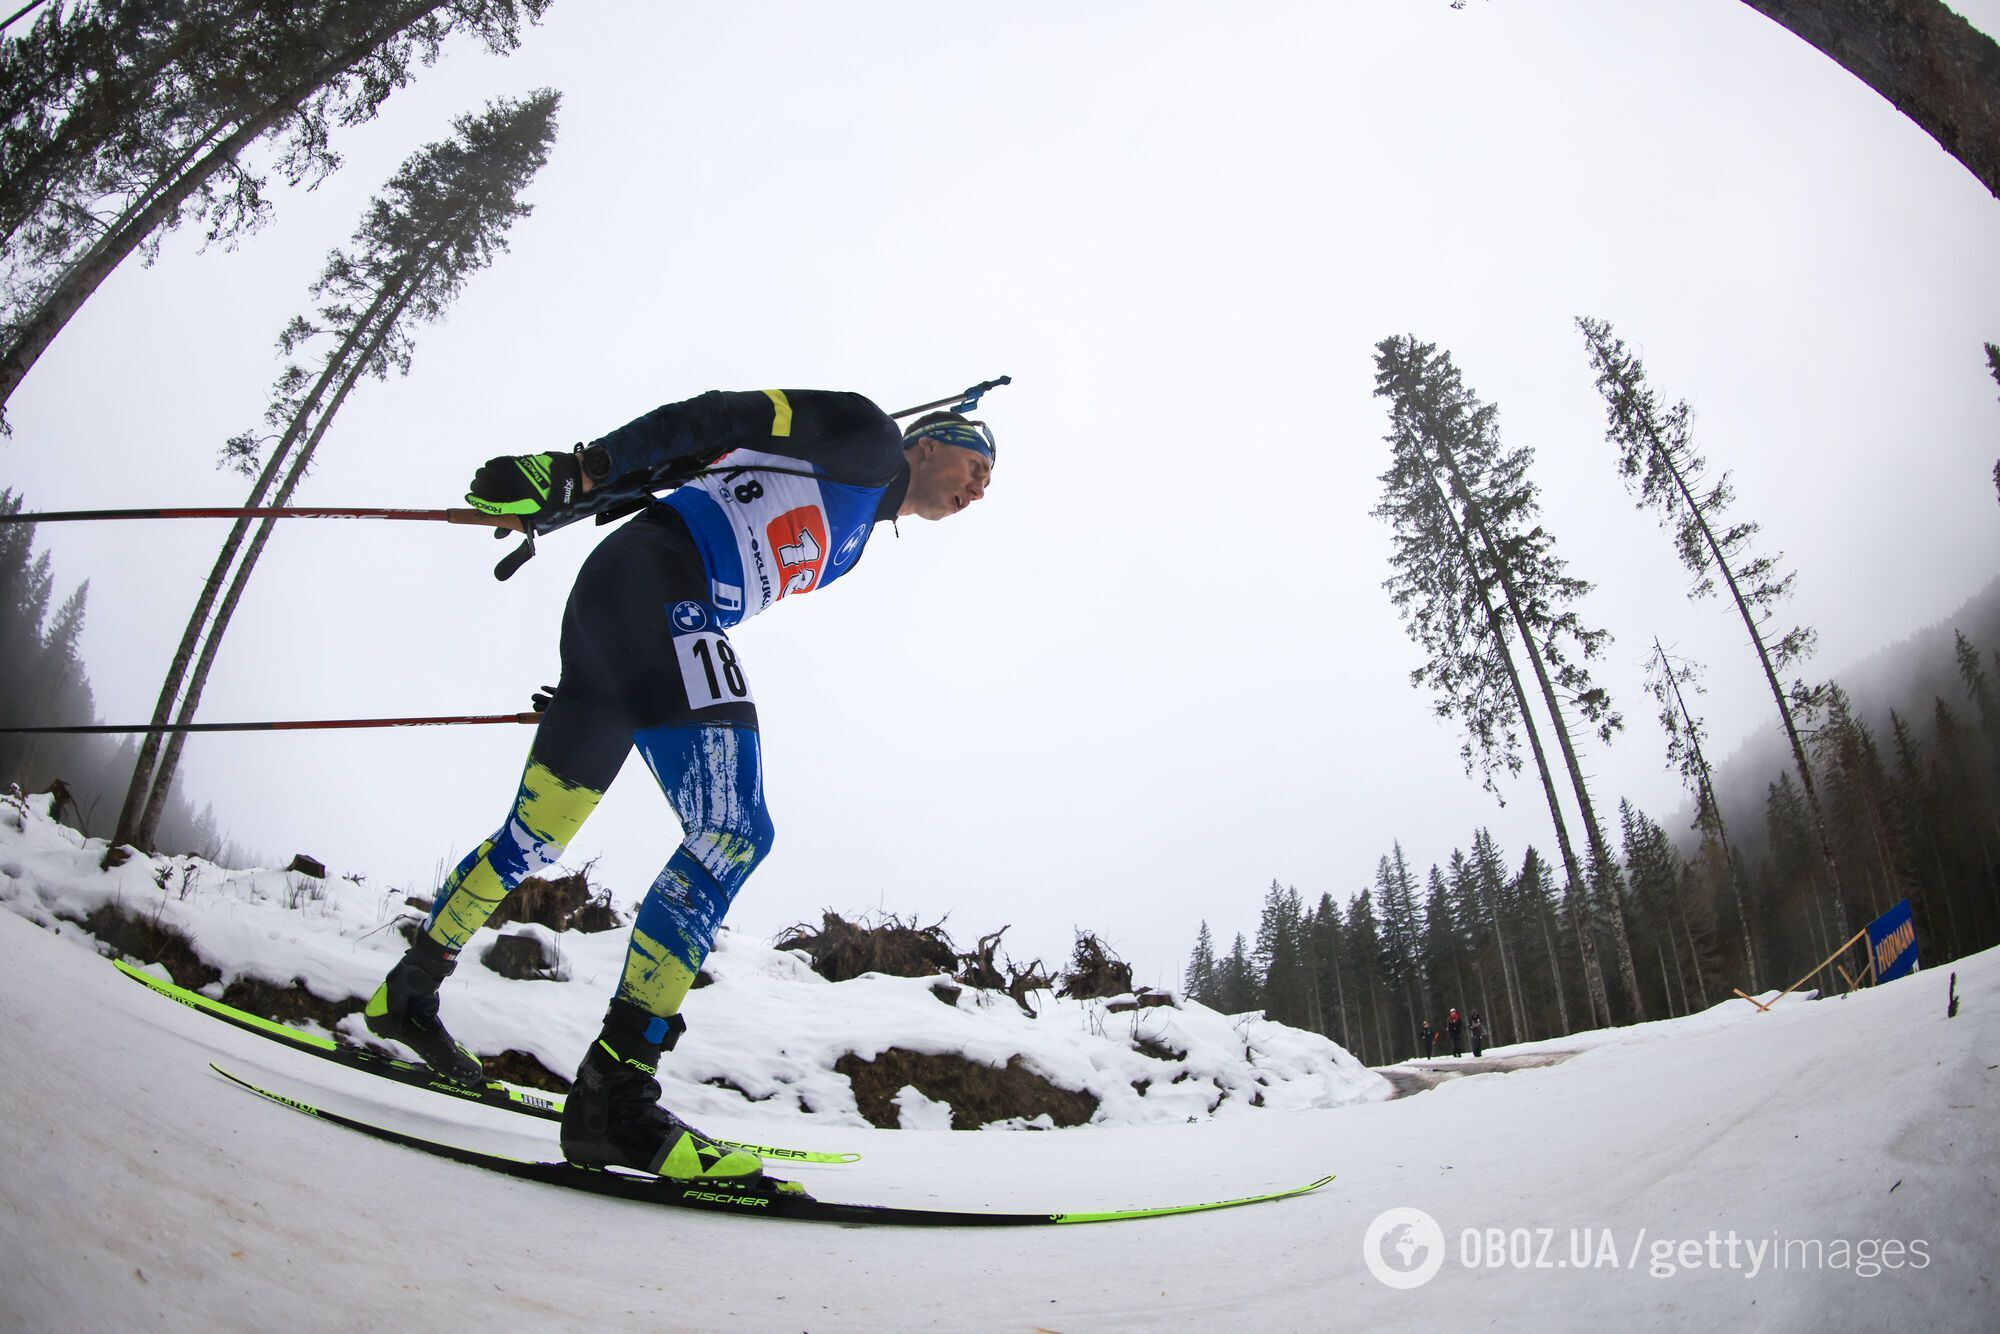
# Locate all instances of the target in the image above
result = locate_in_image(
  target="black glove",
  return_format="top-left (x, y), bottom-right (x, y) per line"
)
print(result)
top-left (466, 445), bottom-right (610, 522)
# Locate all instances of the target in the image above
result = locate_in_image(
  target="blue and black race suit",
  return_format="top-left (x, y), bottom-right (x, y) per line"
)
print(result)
top-left (423, 389), bottom-right (909, 1020)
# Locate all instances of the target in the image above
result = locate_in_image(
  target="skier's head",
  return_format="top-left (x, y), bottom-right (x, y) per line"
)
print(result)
top-left (903, 410), bottom-right (996, 462)
top-left (900, 411), bottom-right (996, 521)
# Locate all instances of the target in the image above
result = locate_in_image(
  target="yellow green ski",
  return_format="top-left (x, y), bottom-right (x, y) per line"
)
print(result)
top-left (114, 958), bottom-right (857, 1165)
top-left (214, 1063), bottom-right (1335, 1227)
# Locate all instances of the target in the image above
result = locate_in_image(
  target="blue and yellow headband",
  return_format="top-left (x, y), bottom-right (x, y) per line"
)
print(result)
top-left (903, 415), bottom-right (997, 461)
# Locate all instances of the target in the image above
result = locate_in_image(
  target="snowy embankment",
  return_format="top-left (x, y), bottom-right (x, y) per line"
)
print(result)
top-left (1375, 991), bottom-right (1820, 1096)
top-left (2, 793), bottom-right (1996, 1329)
top-left (0, 792), bottom-right (1386, 1128)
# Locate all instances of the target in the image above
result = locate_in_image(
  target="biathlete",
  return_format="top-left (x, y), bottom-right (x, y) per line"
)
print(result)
top-left (360, 387), bottom-right (995, 1181)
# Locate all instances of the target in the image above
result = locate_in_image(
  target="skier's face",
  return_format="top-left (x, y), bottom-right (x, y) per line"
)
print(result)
top-left (903, 440), bottom-right (993, 521)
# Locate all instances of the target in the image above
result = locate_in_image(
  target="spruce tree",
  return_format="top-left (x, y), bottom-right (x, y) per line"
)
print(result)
top-left (1645, 640), bottom-right (1759, 987)
top-left (119, 89), bottom-right (560, 847)
top-left (1812, 686), bottom-right (1913, 925)
top-left (1373, 844), bottom-right (1430, 1048)
top-left (1253, 882), bottom-right (1318, 1030)
top-left (1513, 846), bottom-right (1572, 1035)
top-left (1342, 890), bottom-right (1389, 1064)
top-left (1310, 892), bottom-right (1351, 1048)
top-left (1428, 861), bottom-right (1473, 1034)
top-left (0, 1), bottom-right (555, 425)
top-left (1763, 771), bottom-right (1828, 964)
top-left (1374, 334), bottom-right (1634, 1024)
top-left (1183, 921), bottom-right (1218, 1006)
top-left (1466, 828), bottom-right (1526, 1042)
top-left (1930, 697), bottom-right (2000, 944)
top-left (1217, 932), bottom-right (1258, 1015)
top-left (1580, 317), bottom-right (1847, 943)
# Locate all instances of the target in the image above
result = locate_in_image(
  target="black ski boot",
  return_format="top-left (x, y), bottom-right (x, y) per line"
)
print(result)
top-left (560, 999), bottom-right (764, 1180)
top-left (363, 933), bottom-right (484, 1087)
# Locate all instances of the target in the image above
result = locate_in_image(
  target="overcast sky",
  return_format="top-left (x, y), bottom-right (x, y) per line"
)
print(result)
top-left (7, 0), bottom-right (2000, 989)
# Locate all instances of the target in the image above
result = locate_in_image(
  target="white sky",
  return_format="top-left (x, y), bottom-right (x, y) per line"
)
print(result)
top-left (6, 0), bottom-right (1999, 989)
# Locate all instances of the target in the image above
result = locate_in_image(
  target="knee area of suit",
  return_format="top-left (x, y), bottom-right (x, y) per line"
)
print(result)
top-left (681, 809), bottom-right (774, 894)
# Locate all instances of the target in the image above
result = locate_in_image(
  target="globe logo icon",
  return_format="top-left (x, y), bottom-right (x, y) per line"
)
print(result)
top-left (1364, 1207), bottom-right (1446, 1289)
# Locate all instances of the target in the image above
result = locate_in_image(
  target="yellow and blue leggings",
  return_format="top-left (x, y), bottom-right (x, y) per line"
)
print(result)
top-left (424, 510), bottom-right (773, 1020)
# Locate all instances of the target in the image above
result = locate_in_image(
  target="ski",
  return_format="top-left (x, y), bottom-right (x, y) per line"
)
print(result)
top-left (212, 1063), bottom-right (1334, 1227)
top-left (115, 959), bottom-right (857, 1165)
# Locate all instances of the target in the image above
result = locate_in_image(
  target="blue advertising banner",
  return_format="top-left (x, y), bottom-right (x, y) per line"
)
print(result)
top-left (1867, 898), bottom-right (1919, 983)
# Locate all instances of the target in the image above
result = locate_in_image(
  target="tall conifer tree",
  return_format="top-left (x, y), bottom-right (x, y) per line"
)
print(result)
top-left (1580, 317), bottom-right (1847, 944)
top-left (120, 89), bottom-right (560, 846)
top-left (0, 0), bottom-right (555, 424)
top-left (1374, 334), bottom-right (1635, 1024)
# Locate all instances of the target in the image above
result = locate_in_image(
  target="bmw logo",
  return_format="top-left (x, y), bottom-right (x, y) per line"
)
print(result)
top-left (669, 600), bottom-right (708, 632)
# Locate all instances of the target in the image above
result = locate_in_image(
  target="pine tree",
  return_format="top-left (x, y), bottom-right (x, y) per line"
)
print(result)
top-left (1931, 697), bottom-right (2000, 944)
top-left (1763, 771), bottom-right (1828, 966)
top-left (1253, 882), bottom-right (1318, 1030)
top-left (1580, 317), bottom-right (1847, 943)
top-left (1466, 828), bottom-right (1527, 1043)
top-left (1310, 892), bottom-right (1351, 1049)
top-left (1183, 920), bottom-right (1218, 1006)
top-left (1374, 334), bottom-right (1634, 1025)
top-left (1620, 799), bottom-right (1691, 1015)
top-left (1812, 685), bottom-right (1913, 925)
top-left (0, 1), bottom-right (555, 425)
top-left (1342, 890), bottom-right (1390, 1064)
top-left (1645, 640), bottom-right (1759, 987)
top-left (1374, 843), bottom-right (1429, 1049)
top-left (1428, 860), bottom-right (1473, 1033)
top-left (1513, 846), bottom-right (1572, 1036)
top-left (1216, 932), bottom-right (1258, 1015)
top-left (119, 89), bottom-right (561, 847)
top-left (1955, 629), bottom-right (2000, 742)
top-left (1886, 710), bottom-right (1962, 957)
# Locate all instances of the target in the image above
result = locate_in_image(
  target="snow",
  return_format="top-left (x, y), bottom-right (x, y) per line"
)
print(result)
top-left (0, 795), bottom-right (1387, 1130)
top-left (3, 793), bottom-right (1996, 1330)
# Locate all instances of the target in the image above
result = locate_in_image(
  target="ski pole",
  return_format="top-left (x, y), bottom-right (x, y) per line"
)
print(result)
top-left (0, 505), bottom-right (522, 529)
top-left (0, 712), bottom-right (543, 736)
top-left (0, 504), bottom-right (530, 579)
top-left (890, 375), bottom-right (1011, 419)
top-left (2, 377), bottom-right (1013, 579)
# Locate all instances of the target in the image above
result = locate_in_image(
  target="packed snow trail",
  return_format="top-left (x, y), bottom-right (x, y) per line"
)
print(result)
top-left (3, 907), bottom-right (1996, 1329)
top-left (1374, 1051), bottom-right (1579, 1099)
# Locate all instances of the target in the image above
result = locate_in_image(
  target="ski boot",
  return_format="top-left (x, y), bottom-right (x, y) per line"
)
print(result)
top-left (363, 933), bottom-right (484, 1087)
top-left (560, 999), bottom-right (765, 1181)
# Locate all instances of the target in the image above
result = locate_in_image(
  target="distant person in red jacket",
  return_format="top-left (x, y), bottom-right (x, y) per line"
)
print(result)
top-left (1447, 1007), bottom-right (1464, 1058)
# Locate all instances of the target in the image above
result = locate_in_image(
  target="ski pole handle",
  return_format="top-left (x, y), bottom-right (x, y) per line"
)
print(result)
top-left (890, 375), bottom-right (1011, 420)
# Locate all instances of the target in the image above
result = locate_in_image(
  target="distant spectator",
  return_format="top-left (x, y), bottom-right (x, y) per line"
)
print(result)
top-left (1470, 1012), bottom-right (1486, 1058)
top-left (1447, 1007), bottom-right (1464, 1058)
top-left (1420, 1021), bottom-right (1436, 1059)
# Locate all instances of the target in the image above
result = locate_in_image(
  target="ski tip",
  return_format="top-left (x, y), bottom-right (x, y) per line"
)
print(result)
top-left (1050, 1171), bottom-right (1336, 1225)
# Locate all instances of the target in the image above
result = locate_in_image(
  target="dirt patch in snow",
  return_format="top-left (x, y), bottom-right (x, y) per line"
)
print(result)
top-left (80, 905), bottom-right (220, 991)
top-left (835, 1048), bottom-right (1100, 1129)
top-left (484, 1047), bottom-right (570, 1093)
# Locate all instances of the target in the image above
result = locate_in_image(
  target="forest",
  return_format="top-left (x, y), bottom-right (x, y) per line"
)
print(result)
top-left (2, 5), bottom-right (1997, 1067)
top-left (1187, 322), bottom-right (2000, 1063)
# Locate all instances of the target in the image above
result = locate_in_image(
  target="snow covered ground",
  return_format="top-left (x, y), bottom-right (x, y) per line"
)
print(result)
top-left (0, 795), bottom-right (1385, 1127)
top-left (2, 796), bottom-right (1996, 1330)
